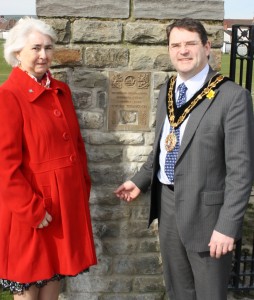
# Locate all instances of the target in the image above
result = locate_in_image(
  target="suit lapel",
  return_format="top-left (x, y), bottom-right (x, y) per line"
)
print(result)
top-left (155, 81), bottom-right (168, 145)
top-left (177, 68), bottom-right (217, 161)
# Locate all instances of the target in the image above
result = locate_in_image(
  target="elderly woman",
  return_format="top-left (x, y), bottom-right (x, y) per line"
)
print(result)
top-left (0, 17), bottom-right (97, 299)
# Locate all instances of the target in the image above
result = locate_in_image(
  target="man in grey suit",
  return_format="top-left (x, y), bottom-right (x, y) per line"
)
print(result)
top-left (114, 18), bottom-right (254, 300)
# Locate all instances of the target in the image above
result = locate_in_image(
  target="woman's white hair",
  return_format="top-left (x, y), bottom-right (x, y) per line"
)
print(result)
top-left (4, 17), bottom-right (57, 67)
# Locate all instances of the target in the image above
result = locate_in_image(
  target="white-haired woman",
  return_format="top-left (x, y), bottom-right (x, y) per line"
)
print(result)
top-left (0, 17), bottom-right (97, 300)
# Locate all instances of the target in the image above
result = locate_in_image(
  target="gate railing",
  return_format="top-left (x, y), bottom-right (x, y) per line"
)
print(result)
top-left (229, 24), bottom-right (254, 92)
top-left (228, 24), bottom-right (254, 291)
top-left (228, 234), bottom-right (254, 290)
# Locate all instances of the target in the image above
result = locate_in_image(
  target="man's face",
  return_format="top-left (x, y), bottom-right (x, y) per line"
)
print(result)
top-left (168, 27), bottom-right (211, 80)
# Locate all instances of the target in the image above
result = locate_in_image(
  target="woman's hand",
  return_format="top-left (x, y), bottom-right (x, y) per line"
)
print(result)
top-left (37, 211), bottom-right (52, 229)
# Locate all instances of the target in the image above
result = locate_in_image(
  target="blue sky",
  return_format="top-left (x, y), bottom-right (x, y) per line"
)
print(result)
top-left (224, 0), bottom-right (254, 19)
top-left (1, 0), bottom-right (36, 15)
top-left (1, 0), bottom-right (254, 19)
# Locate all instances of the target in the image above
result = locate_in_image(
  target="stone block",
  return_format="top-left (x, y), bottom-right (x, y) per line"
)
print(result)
top-left (138, 238), bottom-right (161, 252)
top-left (209, 48), bottom-right (222, 71)
top-left (103, 237), bottom-right (160, 255)
top-left (85, 47), bottom-right (129, 68)
top-left (72, 69), bottom-right (108, 88)
top-left (125, 22), bottom-right (167, 44)
top-left (130, 205), bottom-right (150, 220)
top-left (144, 132), bottom-right (156, 146)
top-left (130, 47), bottom-right (173, 71)
top-left (66, 274), bottom-right (132, 293)
top-left (73, 20), bottom-right (122, 43)
top-left (90, 204), bottom-right (131, 221)
top-left (97, 91), bottom-right (107, 109)
top-left (51, 70), bottom-right (68, 83)
top-left (89, 164), bottom-right (140, 185)
top-left (80, 111), bottom-right (104, 129)
top-left (204, 23), bottom-right (224, 48)
top-left (88, 254), bottom-right (113, 275)
top-left (126, 221), bottom-right (158, 238)
top-left (133, 275), bottom-right (165, 292)
top-left (92, 221), bottom-right (121, 239)
top-left (89, 186), bottom-right (123, 205)
top-left (84, 132), bottom-right (144, 145)
top-left (103, 239), bottom-right (140, 255)
top-left (37, 0), bottom-right (130, 18)
top-left (72, 89), bottom-right (92, 109)
top-left (125, 146), bottom-right (153, 162)
top-left (86, 146), bottom-right (122, 163)
top-left (153, 72), bottom-right (170, 90)
top-left (59, 293), bottom-right (99, 300)
top-left (133, 0), bottom-right (224, 20)
top-left (113, 255), bottom-right (162, 275)
top-left (44, 18), bottom-right (70, 44)
top-left (53, 47), bottom-right (82, 66)
top-left (102, 294), bottom-right (166, 300)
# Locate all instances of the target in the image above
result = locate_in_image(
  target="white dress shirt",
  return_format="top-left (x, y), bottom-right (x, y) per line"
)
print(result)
top-left (158, 64), bottom-right (210, 184)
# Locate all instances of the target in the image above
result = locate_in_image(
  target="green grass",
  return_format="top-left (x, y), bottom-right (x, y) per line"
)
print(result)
top-left (221, 53), bottom-right (254, 90)
top-left (0, 288), bottom-right (13, 300)
top-left (0, 39), bottom-right (11, 84)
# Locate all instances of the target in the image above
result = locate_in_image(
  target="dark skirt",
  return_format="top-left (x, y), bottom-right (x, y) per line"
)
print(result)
top-left (0, 269), bottom-right (89, 295)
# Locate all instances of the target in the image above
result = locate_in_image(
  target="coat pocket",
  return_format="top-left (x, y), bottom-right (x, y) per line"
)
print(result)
top-left (202, 190), bottom-right (224, 206)
top-left (41, 185), bottom-right (52, 214)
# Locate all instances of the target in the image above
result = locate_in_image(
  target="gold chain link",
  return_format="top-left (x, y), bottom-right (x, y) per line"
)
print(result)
top-left (168, 74), bottom-right (225, 128)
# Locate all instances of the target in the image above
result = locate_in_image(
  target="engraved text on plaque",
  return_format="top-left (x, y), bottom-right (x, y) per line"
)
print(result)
top-left (108, 71), bottom-right (151, 131)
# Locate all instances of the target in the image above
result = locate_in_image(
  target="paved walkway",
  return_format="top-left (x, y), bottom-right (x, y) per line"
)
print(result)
top-left (228, 291), bottom-right (254, 300)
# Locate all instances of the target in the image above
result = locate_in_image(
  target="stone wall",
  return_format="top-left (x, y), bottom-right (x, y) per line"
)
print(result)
top-left (36, 0), bottom-right (224, 299)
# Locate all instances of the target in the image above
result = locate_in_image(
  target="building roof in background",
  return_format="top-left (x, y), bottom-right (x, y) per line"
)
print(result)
top-left (224, 18), bottom-right (254, 29)
top-left (0, 17), bottom-right (16, 31)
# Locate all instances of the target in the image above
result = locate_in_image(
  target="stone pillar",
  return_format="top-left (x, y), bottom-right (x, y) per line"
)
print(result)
top-left (36, 0), bottom-right (224, 298)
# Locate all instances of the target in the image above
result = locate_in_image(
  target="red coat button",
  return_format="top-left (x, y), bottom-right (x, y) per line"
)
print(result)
top-left (70, 155), bottom-right (76, 162)
top-left (54, 109), bottom-right (62, 117)
top-left (63, 132), bottom-right (70, 141)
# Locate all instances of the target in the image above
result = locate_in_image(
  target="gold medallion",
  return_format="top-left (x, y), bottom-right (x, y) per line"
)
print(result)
top-left (165, 131), bottom-right (177, 152)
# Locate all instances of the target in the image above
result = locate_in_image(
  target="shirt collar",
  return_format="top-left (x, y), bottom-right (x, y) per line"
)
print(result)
top-left (176, 64), bottom-right (209, 99)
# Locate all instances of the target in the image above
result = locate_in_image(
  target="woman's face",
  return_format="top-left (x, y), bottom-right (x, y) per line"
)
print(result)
top-left (16, 30), bottom-right (54, 79)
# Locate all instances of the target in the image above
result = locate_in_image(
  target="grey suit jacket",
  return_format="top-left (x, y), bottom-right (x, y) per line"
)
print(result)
top-left (132, 67), bottom-right (254, 252)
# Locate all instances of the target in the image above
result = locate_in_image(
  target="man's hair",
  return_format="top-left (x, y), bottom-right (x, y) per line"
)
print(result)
top-left (166, 18), bottom-right (208, 46)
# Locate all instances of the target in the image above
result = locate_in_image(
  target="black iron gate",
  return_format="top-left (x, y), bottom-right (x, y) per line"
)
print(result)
top-left (227, 24), bottom-right (254, 292)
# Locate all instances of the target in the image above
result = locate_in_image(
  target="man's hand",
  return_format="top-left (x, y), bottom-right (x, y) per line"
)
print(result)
top-left (114, 180), bottom-right (141, 202)
top-left (208, 230), bottom-right (234, 258)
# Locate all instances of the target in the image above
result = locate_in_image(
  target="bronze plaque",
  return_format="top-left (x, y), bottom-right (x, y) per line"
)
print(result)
top-left (108, 71), bottom-right (151, 131)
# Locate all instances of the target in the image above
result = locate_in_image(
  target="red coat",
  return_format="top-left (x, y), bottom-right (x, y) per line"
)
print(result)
top-left (0, 68), bottom-right (97, 282)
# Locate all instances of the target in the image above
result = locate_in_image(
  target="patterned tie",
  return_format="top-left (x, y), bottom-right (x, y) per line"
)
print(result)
top-left (165, 82), bottom-right (187, 182)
